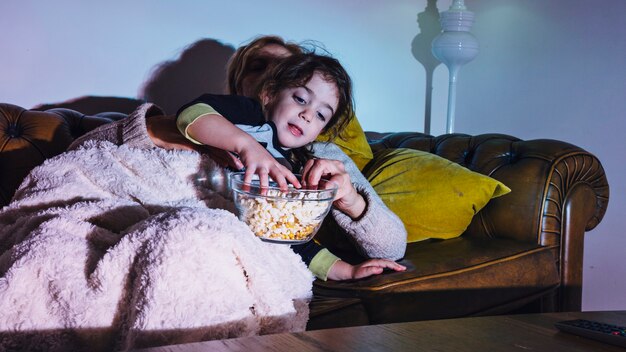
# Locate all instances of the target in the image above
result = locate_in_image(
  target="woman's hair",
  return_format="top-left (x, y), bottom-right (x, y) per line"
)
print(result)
top-left (226, 35), bottom-right (302, 96)
top-left (260, 53), bottom-right (355, 142)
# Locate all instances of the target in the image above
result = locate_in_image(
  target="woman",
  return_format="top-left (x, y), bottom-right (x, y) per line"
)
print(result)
top-left (69, 35), bottom-right (407, 281)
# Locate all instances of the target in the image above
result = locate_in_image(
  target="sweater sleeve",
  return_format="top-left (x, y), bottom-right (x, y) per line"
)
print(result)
top-left (310, 142), bottom-right (407, 260)
top-left (67, 103), bottom-right (164, 151)
top-left (291, 242), bottom-right (340, 281)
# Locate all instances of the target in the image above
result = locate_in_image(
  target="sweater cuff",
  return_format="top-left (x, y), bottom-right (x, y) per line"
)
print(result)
top-left (122, 103), bottom-right (165, 148)
top-left (308, 248), bottom-right (340, 281)
top-left (332, 184), bottom-right (376, 232)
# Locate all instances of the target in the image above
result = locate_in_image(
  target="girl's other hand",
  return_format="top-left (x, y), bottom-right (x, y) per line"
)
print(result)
top-left (301, 158), bottom-right (365, 218)
top-left (327, 259), bottom-right (407, 281)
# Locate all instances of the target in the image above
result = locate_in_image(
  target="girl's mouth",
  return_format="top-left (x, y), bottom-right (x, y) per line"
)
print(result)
top-left (288, 123), bottom-right (303, 137)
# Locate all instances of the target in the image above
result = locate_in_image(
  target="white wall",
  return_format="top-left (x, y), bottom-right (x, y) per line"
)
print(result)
top-left (1, 0), bottom-right (624, 311)
top-left (457, 0), bottom-right (626, 312)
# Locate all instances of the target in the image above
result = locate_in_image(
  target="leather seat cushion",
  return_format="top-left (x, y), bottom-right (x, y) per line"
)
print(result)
top-left (313, 237), bottom-right (560, 324)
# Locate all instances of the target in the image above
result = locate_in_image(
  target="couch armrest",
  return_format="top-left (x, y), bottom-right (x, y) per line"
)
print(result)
top-left (366, 132), bottom-right (610, 311)
top-left (0, 103), bottom-right (125, 207)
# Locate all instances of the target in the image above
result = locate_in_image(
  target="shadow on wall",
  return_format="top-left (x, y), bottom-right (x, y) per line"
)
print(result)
top-left (139, 39), bottom-right (236, 115)
top-left (411, 0), bottom-right (442, 135)
top-left (33, 38), bottom-right (235, 116)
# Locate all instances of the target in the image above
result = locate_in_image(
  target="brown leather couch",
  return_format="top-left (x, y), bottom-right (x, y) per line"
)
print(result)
top-left (0, 102), bottom-right (610, 330)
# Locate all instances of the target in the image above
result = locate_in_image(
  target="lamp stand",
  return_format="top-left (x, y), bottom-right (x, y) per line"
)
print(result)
top-left (431, 0), bottom-right (479, 134)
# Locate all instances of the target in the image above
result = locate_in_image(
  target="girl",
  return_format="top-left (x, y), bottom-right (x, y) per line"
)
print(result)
top-left (177, 53), bottom-right (352, 189)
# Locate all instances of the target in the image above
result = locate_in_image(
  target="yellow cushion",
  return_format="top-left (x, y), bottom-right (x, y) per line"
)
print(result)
top-left (317, 113), bottom-right (373, 171)
top-left (363, 148), bottom-right (511, 242)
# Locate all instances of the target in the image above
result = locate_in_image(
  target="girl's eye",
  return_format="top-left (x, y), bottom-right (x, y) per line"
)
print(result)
top-left (317, 112), bottom-right (327, 122)
top-left (293, 95), bottom-right (306, 104)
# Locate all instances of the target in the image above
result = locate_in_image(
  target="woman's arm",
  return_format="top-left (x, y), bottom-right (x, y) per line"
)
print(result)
top-left (309, 142), bottom-right (407, 261)
top-left (301, 158), bottom-right (366, 219)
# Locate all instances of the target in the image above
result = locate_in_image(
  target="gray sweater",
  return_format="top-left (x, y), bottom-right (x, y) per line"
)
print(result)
top-left (69, 103), bottom-right (407, 260)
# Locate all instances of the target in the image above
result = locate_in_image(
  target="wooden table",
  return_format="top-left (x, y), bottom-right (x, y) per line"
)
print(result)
top-left (134, 311), bottom-right (626, 351)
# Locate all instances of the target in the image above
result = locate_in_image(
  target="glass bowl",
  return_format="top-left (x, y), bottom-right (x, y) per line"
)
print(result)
top-left (230, 172), bottom-right (338, 244)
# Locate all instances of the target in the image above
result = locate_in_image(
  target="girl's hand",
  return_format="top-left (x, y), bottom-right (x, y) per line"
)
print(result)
top-left (301, 158), bottom-right (366, 219)
top-left (238, 140), bottom-right (300, 190)
top-left (327, 259), bottom-right (407, 281)
top-left (182, 113), bottom-right (300, 189)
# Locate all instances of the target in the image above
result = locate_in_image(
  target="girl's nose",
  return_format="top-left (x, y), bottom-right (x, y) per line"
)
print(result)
top-left (299, 110), bottom-right (312, 123)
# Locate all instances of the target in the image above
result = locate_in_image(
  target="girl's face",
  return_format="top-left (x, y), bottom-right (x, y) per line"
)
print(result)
top-left (266, 71), bottom-right (339, 148)
top-left (240, 44), bottom-right (292, 98)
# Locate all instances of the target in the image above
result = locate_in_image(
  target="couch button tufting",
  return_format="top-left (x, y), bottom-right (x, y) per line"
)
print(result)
top-left (463, 150), bottom-right (473, 164)
top-left (6, 124), bottom-right (22, 138)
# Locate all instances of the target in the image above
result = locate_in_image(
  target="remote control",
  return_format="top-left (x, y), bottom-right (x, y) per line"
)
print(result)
top-left (554, 319), bottom-right (626, 348)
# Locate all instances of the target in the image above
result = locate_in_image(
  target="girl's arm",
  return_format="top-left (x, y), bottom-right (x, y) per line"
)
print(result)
top-left (186, 114), bottom-right (300, 189)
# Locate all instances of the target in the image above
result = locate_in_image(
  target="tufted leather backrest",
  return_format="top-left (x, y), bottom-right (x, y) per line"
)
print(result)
top-left (0, 103), bottom-right (125, 206)
top-left (365, 131), bottom-right (609, 248)
top-left (1, 101), bottom-right (609, 255)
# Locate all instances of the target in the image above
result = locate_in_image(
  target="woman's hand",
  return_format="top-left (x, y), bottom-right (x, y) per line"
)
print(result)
top-left (301, 158), bottom-right (366, 219)
top-left (200, 146), bottom-right (244, 170)
top-left (327, 259), bottom-right (406, 281)
top-left (146, 115), bottom-right (199, 151)
top-left (146, 115), bottom-right (245, 170)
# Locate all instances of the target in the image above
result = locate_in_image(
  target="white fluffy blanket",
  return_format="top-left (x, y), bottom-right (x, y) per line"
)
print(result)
top-left (0, 141), bottom-right (313, 352)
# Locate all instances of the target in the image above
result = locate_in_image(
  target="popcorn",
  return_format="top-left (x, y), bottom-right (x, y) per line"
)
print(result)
top-left (235, 188), bottom-right (334, 242)
top-left (230, 172), bottom-right (337, 243)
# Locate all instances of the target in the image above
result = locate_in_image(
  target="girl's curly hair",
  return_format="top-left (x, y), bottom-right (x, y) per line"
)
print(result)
top-left (259, 53), bottom-right (355, 142)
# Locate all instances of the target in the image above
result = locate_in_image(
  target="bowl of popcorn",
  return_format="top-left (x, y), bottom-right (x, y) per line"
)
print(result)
top-left (230, 172), bottom-right (338, 244)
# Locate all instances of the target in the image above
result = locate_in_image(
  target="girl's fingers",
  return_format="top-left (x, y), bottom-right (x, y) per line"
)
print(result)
top-left (284, 170), bottom-right (301, 189)
top-left (301, 159), bottom-right (315, 184)
top-left (270, 167), bottom-right (288, 191)
top-left (367, 260), bottom-right (406, 271)
top-left (323, 180), bottom-right (340, 191)
top-left (302, 159), bottom-right (332, 186)
top-left (388, 262), bottom-right (407, 271)
top-left (354, 266), bottom-right (384, 280)
top-left (243, 168), bottom-right (255, 186)
top-left (301, 159), bottom-right (354, 201)
top-left (244, 162), bottom-right (300, 192)
top-left (257, 167), bottom-right (270, 188)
